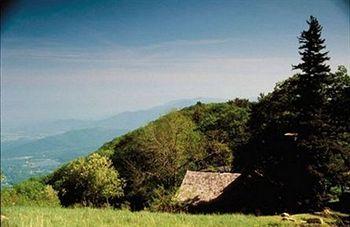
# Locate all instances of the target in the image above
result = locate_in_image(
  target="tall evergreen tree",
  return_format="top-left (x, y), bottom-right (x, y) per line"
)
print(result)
top-left (292, 16), bottom-right (331, 136)
top-left (293, 16), bottom-right (330, 76)
top-left (234, 16), bottom-right (349, 212)
top-left (291, 18), bottom-right (349, 203)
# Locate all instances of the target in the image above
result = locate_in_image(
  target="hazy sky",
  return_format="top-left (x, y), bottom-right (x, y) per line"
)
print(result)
top-left (1, 0), bottom-right (349, 126)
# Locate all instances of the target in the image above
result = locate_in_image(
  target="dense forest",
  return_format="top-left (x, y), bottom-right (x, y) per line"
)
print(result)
top-left (1, 16), bottom-right (349, 214)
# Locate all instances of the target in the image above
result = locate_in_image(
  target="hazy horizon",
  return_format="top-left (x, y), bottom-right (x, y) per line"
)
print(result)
top-left (1, 0), bottom-right (349, 126)
top-left (2, 97), bottom-right (226, 129)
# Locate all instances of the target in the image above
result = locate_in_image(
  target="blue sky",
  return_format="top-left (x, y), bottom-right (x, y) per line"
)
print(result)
top-left (1, 0), bottom-right (349, 126)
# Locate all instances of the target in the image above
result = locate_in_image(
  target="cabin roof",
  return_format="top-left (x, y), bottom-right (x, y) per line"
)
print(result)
top-left (176, 170), bottom-right (241, 205)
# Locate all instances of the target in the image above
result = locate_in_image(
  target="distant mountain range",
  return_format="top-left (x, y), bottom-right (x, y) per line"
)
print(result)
top-left (1, 128), bottom-right (128, 161)
top-left (2, 98), bottom-right (223, 140)
top-left (1, 98), bottom-right (223, 185)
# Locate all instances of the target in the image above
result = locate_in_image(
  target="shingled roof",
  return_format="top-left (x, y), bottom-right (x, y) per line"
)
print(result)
top-left (176, 170), bottom-right (241, 205)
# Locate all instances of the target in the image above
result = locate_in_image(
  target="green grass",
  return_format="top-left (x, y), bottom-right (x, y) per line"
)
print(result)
top-left (0, 206), bottom-right (341, 227)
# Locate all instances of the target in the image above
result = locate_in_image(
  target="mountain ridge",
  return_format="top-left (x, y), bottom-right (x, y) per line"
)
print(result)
top-left (1, 98), bottom-right (225, 185)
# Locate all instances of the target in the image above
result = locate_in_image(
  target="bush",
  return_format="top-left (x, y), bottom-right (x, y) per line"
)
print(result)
top-left (1, 178), bottom-right (60, 207)
top-left (48, 153), bottom-right (124, 207)
top-left (148, 187), bottom-right (187, 213)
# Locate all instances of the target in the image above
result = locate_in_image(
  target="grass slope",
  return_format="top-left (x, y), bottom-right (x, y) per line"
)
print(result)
top-left (1, 206), bottom-right (339, 227)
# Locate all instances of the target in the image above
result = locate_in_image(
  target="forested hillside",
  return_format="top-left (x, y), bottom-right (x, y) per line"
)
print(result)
top-left (1, 98), bottom-right (221, 185)
top-left (47, 100), bottom-right (251, 210)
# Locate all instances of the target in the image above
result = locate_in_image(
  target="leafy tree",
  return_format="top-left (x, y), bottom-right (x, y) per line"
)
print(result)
top-left (328, 66), bottom-right (350, 131)
top-left (188, 101), bottom-right (250, 170)
top-left (325, 66), bottom-right (350, 195)
top-left (48, 153), bottom-right (124, 207)
top-left (111, 112), bottom-right (206, 209)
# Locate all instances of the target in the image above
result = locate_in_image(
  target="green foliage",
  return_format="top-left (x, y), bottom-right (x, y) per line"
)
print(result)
top-left (1, 178), bottom-right (60, 207)
top-left (48, 101), bottom-right (249, 210)
top-left (48, 153), bottom-right (124, 207)
top-left (235, 69), bottom-right (349, 211)
top-left (234, 15), bottom-right (350, 212)
top-left (148, 187), bottom-right (187, 213)
top-left (186, 100), bottom-right (250, 169)
top-left (110, 112), bottom-right (207, 209)
top-left (326, 66), bottom-right (350, 195)
top-left (106, 104), bottom-right (250, 210)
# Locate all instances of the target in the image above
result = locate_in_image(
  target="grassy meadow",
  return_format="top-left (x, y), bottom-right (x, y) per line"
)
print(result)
top-left (0, 206), bottom-right (343, 227)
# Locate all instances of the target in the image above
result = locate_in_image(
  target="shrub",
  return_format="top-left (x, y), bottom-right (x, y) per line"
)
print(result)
top-left (148, 187), bottom-right (187, 213)
top-left (1, 178), bottom-right (60, 207)
top-left (48, 153), bottom-right (124, 207)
